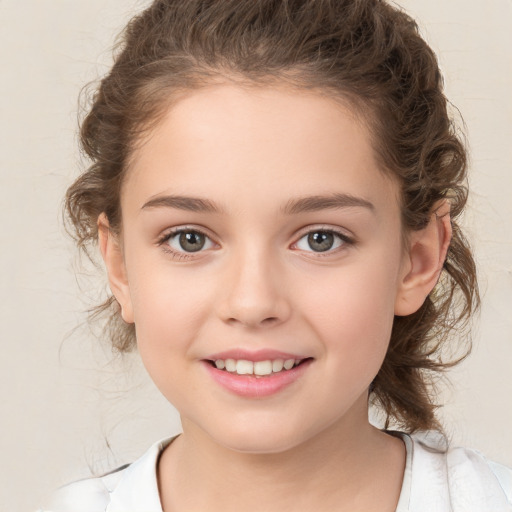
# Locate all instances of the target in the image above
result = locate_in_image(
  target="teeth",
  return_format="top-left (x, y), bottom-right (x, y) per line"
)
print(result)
top-left (236, 360), bottom-right (253, 375)
top-left (213, 357), bottom-right (304, 376)
top-left (225, 359), bottom-right (236, 372)
top-left (254, 360), bottom-right (272, 376)
top-left (272, 359), bottom-right (284, 372)
top-left (283, 359), bottom-right (295, 370)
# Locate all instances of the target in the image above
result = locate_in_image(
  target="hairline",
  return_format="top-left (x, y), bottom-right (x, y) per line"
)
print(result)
top-left (113, 72), bottom-right (407, 248)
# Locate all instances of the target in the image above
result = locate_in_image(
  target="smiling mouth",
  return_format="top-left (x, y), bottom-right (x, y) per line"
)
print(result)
top-left (206, 358), bottom-right (313, 377)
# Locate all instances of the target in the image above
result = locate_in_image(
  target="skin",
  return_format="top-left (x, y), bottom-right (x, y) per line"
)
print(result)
top-left (99, 84), bottom-right (451, 511)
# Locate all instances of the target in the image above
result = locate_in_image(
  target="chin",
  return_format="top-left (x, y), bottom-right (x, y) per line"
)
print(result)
top-left (202, 418), bottom-right (319, 455)
top-left (220, 434), bottom-right (301, 454)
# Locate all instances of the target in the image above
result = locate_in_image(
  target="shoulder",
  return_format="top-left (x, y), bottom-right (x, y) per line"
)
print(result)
top-left (445, 441), bottom-right (512, 505)
top-left (407, 431), bottom-right (512, 511)
top-left (38, 437), bottom-right (175, 512)
top-left (38, 465), bottom-right (129, 512)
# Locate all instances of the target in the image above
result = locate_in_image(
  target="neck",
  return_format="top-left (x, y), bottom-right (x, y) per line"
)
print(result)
top-left (158, 399), bottom-right (405, 512)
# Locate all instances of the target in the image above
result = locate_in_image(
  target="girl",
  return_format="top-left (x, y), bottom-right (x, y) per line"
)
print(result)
top-left (42, 0), bottom-right (512, 510)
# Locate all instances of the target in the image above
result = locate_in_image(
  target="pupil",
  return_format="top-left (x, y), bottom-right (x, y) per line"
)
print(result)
top-left (179, 231), bottom-right (205, 252)
top-left (308, 231), bottom-right (334, 252)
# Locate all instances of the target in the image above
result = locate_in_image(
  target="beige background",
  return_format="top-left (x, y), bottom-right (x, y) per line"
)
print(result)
top-left (1, 0), bottom-right (511, 510)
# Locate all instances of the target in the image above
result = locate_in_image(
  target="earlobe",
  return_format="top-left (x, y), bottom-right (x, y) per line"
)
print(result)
top-left (97, 213), bottom-right (134, 324)
top-left (394, 201), bottom-right (452, 316)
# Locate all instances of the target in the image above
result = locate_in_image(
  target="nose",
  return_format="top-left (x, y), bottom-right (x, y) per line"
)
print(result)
top-left (216, 244), bottom-right (292, 329)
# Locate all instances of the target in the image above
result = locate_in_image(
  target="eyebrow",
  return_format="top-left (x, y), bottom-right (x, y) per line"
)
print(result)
top-left (141, 193), bottom-right (375, 215)
top-left (281, 193), bottom-right (375, 215)
top-left (141, 195), bottom-right (224, 213)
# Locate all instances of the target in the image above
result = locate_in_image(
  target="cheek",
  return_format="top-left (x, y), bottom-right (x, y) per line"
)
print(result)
top-left (298, 250), bottom-right (401, 363)
top-left (130, 280), bottom-right (205, 399)
top-left (126, 260), bottom-right (215, 364)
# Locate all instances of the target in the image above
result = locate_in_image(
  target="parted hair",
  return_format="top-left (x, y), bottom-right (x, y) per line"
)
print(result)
top-left (66, 0), bottom-right (479, 432)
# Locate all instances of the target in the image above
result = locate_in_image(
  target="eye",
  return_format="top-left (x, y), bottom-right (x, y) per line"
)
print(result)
top-left (294, 229), bottom-right (352, 253)
top-left (160, 228), bottom-right (215, 255)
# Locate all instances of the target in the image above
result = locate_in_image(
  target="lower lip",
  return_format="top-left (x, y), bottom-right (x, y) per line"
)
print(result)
top-left (202, 359), bottom-right (312, 398)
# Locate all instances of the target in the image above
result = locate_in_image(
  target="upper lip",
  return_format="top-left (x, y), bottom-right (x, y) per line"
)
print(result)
top-left (205, 349), bottom-right (310, 362)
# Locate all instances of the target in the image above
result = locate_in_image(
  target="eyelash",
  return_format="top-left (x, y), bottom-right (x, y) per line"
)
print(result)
top-left (157, 226), bottom-right (355, 261)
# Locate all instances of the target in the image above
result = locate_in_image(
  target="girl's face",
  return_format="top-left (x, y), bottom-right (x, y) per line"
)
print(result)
top-left (111, 84), bottom-right (412, 453)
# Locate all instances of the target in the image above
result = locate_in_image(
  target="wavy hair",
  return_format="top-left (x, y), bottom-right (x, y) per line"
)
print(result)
top-left (66, 0), bottom-right (479, 432)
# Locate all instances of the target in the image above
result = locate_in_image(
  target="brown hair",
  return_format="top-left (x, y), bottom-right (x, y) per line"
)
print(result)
top-left (66, 0), bottom-right (479, 432)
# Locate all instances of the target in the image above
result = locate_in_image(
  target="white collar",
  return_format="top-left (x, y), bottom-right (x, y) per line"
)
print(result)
top-left (99, 431), bottom-right (511, 512)
top-left (103, 433), bottom-right (414, 512)
top-left (105, 437), bottom-right (173, 512)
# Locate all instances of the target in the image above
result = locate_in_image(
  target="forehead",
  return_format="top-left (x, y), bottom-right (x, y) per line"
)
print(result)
top-left (123, 84), bottom-right (400, 217)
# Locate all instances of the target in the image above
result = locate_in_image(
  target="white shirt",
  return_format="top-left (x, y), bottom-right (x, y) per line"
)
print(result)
top-left (40, 431), bottom-right (512, 512)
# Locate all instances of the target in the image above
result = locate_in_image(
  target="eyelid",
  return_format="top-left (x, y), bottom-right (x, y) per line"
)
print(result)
top-left (157, 225), bottom-right (218, 260)
top-left (157, 224), bottom-right (214, 242)
top-left (156, 224), bottom-right (355, 261)
top-left (291, 225), bottom-right (355, 254)
top-left (293, 224), bottom-right (355, 242)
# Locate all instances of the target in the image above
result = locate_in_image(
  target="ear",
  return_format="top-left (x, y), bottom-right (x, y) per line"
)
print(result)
top-left (394, 200), bottom-right (452, 316)
top-left (97, 213), bottom-right (134, 324)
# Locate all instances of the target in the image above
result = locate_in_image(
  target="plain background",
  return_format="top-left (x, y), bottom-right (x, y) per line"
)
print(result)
top-left (1, 0), bottom-right (511, 510)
